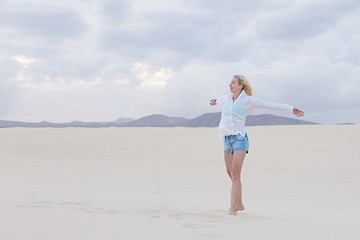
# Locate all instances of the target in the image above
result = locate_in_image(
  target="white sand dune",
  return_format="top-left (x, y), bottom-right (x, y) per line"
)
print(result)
top-left (0, 125), bottom-right (359, 239)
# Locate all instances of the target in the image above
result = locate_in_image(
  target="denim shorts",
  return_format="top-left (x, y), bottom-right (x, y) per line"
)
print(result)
top-left (224, 133), bottom-right (249, 154)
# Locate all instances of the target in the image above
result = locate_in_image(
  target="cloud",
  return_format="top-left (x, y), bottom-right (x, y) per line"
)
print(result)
top-left (0, 2), bottom-right (88, 42)
top-left (97, 0), bottom-right (271, 66)
top-left (255, 0), bottom-right (358, 40)
top-left (0, 57), bottom-right (22, 116)
top-left (10, 55), bottom-right (36, 67)
top-left (0, 0), bottom-right (359, 123)
top-left (299, 8), bottom-right (360, 66)
top-left (132, 62), bottom-right (174, 87)
top-left (17, 77), bottom-right (102, 90)
top-left (248, 55), bottom-right (360, 112)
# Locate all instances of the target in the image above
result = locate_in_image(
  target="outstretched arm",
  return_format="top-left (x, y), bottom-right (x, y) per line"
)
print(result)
top-left (250, 97), bottom-right (304, 117)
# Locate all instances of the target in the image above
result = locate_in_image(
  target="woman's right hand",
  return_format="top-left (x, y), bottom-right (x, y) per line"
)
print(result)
top-left (293, 108), bottom-right (304, 117)
top-left (210, 99), bottom-right (217, 106)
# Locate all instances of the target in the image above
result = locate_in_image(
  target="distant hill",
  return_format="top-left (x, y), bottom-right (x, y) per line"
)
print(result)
top-left (113, 118), bottom-right (134, 124)
top-left (0, 120), bottom-right (118, 128)
top-left (0, 113), bottom-right (318, 128)
top-left (0, 120), bottom-right (36, 128)
top-left (120, 114), bottom-right (188, 127)
top-left (176, 112), bottom-right (221, 127)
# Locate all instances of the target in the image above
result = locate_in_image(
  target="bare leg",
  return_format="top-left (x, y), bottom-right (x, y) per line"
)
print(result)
top-left (234, 183), bottom-right (245, 212)
top-left (229, 150), bottom-right (247, 215)
top-left (224, 152), bottom-right (244, 212)
top-left (224, 153), bottom-right (233, 179)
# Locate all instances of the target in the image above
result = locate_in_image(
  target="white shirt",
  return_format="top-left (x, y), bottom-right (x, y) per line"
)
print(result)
top-left (216, 91), bottom-right (293, 141)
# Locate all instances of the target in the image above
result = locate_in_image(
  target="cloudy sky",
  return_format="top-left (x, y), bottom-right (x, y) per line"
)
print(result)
top-left (1, 0), bottom-right (359, 124)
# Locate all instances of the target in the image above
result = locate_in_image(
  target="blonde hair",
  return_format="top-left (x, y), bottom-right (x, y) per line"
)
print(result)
top-left (234, 74), bottom-right (253, 96)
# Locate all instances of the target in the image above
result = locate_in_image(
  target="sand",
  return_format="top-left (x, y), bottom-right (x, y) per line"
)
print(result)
top-left (0, 125), bottom-right (359, 239)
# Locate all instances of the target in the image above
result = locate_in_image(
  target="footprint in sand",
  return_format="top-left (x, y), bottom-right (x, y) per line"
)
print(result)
top-left (15, 201), bottom-right (119, 214)
top-left (82, 208), bottom-right (119, 214)
top-left (59, 201), bottom-right (89, 206)
top-left (60, 202), bottom-right (119, 214)
top-left (17, 201), bottom-right (56, 208)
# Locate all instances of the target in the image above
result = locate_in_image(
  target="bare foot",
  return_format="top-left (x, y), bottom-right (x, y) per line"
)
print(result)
top-left (235, 205), bottom-right (245, 212)
top-left (229, 210), bottom-right (236, 215)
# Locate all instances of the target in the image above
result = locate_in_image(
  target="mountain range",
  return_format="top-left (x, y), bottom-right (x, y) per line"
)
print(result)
top-left (0, 112), bottom-right (318, 128)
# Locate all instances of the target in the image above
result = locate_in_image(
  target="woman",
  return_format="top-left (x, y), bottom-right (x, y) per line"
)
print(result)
top-left (210, 75), bottom-right (304, 215)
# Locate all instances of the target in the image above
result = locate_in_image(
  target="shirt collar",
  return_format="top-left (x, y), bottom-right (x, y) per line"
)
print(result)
top-left (239, 90), bottom-right (247, 98)
top-left (231, 91), bottom-right (247, 102)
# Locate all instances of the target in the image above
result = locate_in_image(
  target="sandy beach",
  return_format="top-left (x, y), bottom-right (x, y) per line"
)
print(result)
top-left (0, 125), bottom-right (359, 239)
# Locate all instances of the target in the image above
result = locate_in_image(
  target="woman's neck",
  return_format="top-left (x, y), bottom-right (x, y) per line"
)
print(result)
top-left (232, 90), bottom-right (242, 101)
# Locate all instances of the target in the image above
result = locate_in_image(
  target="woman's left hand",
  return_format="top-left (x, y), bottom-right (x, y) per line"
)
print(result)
top-left (293, 108), bottom-right (304, 117)
top-left (210, 99), bottom-right (217, 106)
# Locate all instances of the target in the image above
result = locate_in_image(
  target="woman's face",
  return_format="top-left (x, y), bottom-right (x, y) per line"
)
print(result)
top-left (229, 77), bottom-right (243, 93)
